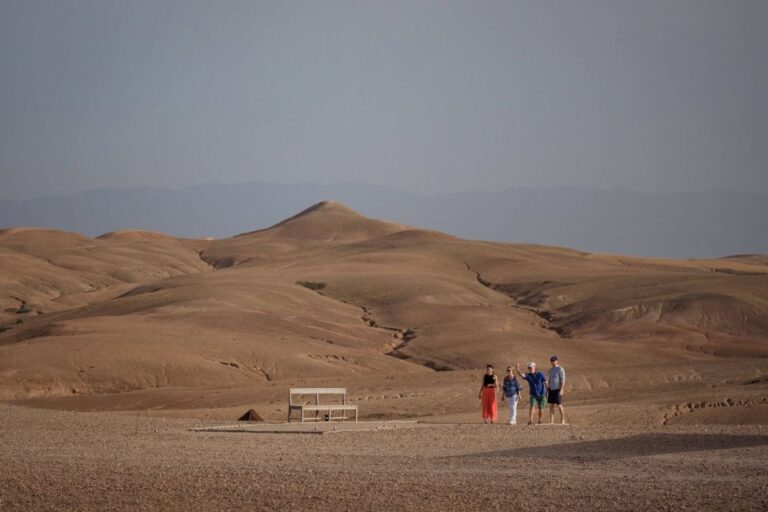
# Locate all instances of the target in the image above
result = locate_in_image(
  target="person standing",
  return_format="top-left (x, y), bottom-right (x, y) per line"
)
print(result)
top-left (515, 362), bottom-right (547, 425)
top-left (500, 366), bottom-right (522, 424)
top-left (478, 364), bottom-right (499, 424)
top-left (548, 355), bottom-right (566, 424)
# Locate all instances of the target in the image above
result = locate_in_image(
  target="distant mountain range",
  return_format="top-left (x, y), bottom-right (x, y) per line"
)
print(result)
top-left (1, 182), bottom-right (765, 258)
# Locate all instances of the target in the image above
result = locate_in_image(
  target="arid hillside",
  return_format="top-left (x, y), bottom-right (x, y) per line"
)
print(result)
top-left (1, 201), bottom-right (766, 424)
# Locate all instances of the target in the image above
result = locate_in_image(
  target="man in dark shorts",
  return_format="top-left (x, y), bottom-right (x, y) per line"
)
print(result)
top-left (547, 355), bottom-right (566, 424)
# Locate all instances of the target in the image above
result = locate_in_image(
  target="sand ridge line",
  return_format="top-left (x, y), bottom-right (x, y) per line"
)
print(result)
top-left (464, 261), bottom-right (569, 338)
top-left (297, 283), bottom-right (427, 369)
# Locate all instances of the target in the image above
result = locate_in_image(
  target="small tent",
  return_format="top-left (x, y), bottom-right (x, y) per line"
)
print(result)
top-left (237, 409), bottom-right (264, 422)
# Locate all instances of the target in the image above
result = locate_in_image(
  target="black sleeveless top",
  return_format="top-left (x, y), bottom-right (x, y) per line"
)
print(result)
top-left (483, 374), bottom-right (496, 387)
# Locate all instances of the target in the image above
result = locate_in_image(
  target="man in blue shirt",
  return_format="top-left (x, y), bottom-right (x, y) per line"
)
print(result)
top-left (515, 361), bottom-right (547, 425)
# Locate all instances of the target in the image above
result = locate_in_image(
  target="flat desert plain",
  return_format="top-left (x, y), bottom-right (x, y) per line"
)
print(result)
top-left (1, 201), bottom-right (767, 510)
top-left (1, 404), bottom-right (767, 511)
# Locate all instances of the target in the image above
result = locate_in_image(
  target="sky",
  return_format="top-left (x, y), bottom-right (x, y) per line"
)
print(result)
top-left (1, 0), bottom-right (767, 200)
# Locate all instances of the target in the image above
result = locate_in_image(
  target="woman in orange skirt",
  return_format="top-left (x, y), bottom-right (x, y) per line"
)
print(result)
top-left (478, 364), bottom-right (499, 423)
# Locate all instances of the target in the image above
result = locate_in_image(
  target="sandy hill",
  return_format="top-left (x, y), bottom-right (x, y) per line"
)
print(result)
top-left (1, 202), bottom-right (766, 424)
top-left (200, 200), bottom-right (410, 267)
top-left (0, 226), bottom-right (210, 324)
top-left (238, 200), bottom-right (409, 240)
top-left (95, 229), bottom-right (183, 242)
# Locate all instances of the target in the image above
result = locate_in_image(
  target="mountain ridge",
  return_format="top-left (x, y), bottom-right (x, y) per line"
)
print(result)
top-left (2, 183), bottom-right (767, 257)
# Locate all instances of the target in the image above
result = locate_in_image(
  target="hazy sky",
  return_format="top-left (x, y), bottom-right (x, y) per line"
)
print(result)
top-left (1, 0), bottom-right (767, 200)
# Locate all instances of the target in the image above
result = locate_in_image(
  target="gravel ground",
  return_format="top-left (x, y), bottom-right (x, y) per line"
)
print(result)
top-left (1, 404), bottom-right (767, 511)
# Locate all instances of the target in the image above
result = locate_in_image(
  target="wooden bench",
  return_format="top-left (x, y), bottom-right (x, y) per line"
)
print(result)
top-left (288, 388), bottom-right (358, 423)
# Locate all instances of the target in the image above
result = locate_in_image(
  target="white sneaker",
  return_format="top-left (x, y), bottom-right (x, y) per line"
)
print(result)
top-left (509, 421), bottom-right (516, 425)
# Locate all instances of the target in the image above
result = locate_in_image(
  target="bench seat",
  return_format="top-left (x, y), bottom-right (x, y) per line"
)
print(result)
top-left (288, 388), bottom-right (358, 423)
top-left (300, 404), bottom-right (359, 411)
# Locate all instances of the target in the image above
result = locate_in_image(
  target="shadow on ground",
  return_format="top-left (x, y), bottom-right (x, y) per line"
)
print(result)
top-left (463, 433), bottom-right (768, 461)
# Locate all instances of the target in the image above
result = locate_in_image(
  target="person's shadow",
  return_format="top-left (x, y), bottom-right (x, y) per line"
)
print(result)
top-left (462, 433), bottom-right (768, 461)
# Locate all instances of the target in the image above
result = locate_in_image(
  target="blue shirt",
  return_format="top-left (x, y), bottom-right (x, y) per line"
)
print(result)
top-left (502, 376), bottom-right (521, 397)
top-left (522, 371), bottom-right (547, 398)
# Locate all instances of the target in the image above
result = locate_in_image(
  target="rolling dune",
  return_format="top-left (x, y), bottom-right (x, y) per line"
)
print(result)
top-left (1, 201), bottom-right (766, 425)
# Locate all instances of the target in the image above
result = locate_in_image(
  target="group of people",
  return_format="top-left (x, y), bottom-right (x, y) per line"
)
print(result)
top-left (478, 356), bottom-right (566, 425)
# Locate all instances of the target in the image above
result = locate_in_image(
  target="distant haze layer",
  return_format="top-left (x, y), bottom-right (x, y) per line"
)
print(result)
top-left (0, 183), bottom-right (765, 258)
top-left (2, 1), bottom-right (768, 199)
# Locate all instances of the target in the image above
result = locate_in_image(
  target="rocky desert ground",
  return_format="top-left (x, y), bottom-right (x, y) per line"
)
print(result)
top-left (1, 404), bottom-right (766, 511)
top-left (1, 201), bottom-right (767, 510)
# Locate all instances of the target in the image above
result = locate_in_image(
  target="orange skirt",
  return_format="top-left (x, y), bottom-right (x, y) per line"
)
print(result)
top-left (481, 387), bottom-right (497, 421)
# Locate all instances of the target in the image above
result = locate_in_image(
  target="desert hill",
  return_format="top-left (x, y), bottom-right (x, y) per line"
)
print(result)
top-left (0, 226), bottom-right (210, 325)
top-left (1, 202), bottom-right (766, 424)
top-left (3, 183), bottom-right (767, 258)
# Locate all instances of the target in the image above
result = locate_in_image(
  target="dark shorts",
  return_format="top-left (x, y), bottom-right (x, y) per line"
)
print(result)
top-left (548, 389), bottom-right (563, 404)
